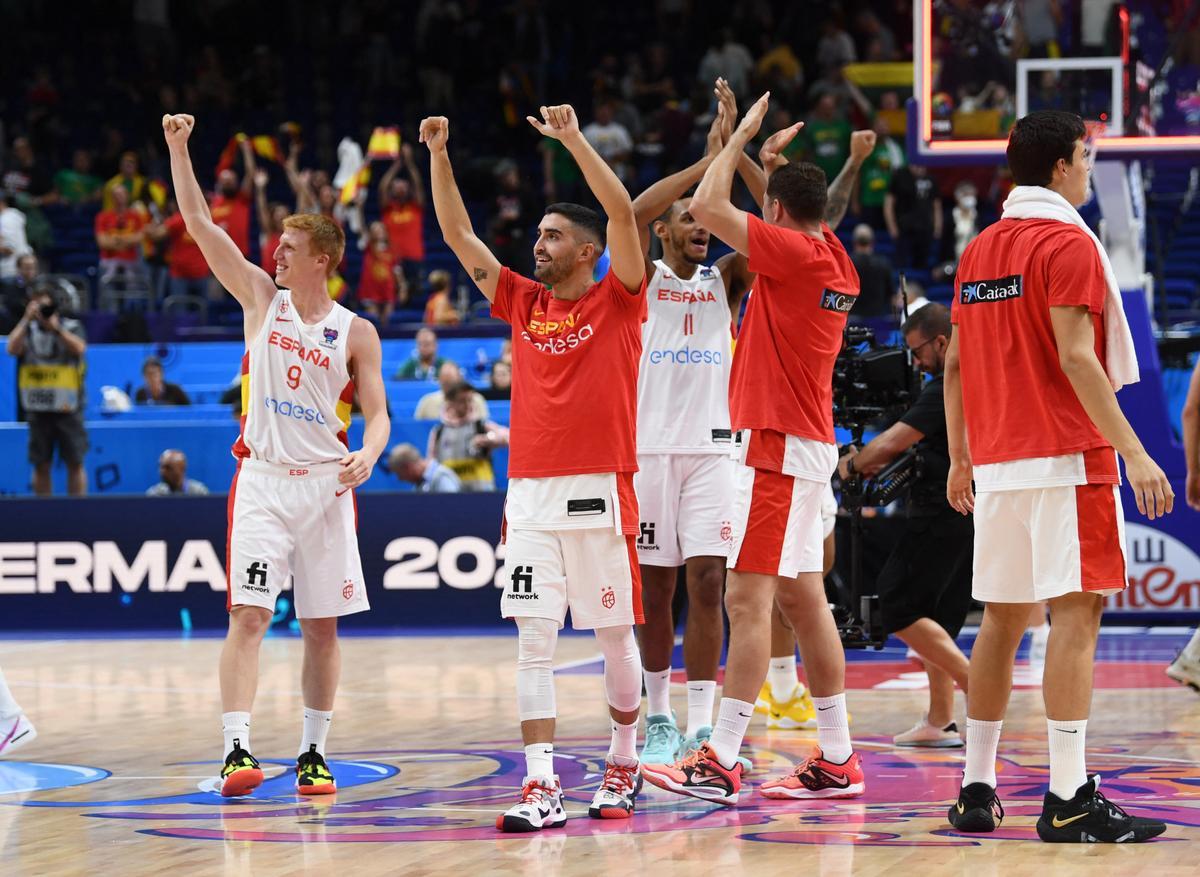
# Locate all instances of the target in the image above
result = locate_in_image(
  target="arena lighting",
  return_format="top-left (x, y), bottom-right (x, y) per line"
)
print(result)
top-left (913, 0), bottom-right (1200, 158)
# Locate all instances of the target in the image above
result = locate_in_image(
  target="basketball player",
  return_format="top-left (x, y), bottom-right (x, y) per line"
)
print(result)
top-left (1167, 350), bottom-right (1200, 691)
top-left (420, 106), bottom-right (647, 831)
top-left (643, 94), bottom-right (864, 805)
top-left (634, 82), bottom-right (876, 756)
top-left (945, 109), bottom-right (1171, 842)
top-left (0, 668), bottom-right (35, 756)
top-left (163, 114), bottom-right (389, 798)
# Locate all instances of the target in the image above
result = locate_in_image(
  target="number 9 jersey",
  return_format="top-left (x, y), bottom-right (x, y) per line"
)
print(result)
top-left (232, 290), bottom-right (357, 466)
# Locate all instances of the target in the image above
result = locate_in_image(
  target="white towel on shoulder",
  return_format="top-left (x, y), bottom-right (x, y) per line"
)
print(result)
top-left (1000, 185), bottom-right (1139, 390)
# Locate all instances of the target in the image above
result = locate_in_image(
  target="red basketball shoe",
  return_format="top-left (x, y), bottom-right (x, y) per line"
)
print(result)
top-left (759, 748), bottom-right (865, 799)
top-left (642, 742), bottom-right (742, 805)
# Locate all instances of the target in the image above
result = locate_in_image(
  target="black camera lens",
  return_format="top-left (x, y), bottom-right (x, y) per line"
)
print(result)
top-left (39, 301), bottom-right (58, 318)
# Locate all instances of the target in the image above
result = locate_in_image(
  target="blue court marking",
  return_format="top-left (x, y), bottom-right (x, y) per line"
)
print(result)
top-left (0, 762), bottom-right (110, 795)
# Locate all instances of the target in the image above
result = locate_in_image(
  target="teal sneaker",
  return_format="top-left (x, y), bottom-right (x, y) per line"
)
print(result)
top-left (683, 725), bottom-right (753, 773)
top-left (640, 712), bottom-right (684, 765)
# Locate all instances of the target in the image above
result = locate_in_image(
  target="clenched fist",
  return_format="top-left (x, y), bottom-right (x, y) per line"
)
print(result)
top-left (162, 113), bottom-right (195, 149)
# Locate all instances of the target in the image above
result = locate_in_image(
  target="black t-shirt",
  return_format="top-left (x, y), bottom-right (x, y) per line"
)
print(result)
top-left (888, 167), bottom-right (939, 232)
top-left (136, 382), bottom-right (191, 406)
top-left (850, 251), bottom-right (894, 317)
top-left (899, 373), bottom-right (949, 514)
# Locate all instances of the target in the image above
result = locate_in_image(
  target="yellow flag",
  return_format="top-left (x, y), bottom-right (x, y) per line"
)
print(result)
top-left (366, 126), bottom-right (401, 160)
top-left (339, 165), bottom-right (371, 205)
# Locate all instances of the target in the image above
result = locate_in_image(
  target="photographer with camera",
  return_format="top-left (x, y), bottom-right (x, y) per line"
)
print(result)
top-left (5, 286), bottom-right (88, 495)
top-left (837, 303), bottom-right (972, 748)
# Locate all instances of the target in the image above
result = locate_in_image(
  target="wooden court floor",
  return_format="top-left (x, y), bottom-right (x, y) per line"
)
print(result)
top-left (1, 631), bottom-right (1197, 876)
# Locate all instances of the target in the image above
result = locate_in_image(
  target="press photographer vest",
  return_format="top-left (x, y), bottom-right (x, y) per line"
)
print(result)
top-left (18, 321), bottom-right (84, 413)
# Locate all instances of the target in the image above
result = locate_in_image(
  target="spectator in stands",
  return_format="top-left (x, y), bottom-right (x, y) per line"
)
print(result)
top-left (755, 38), bottom-right (805, 105)
top-left (0, 253), bottom-right (41, 333)
top-left (53, 149), bottom-right (104, 207)
top-left (885, 163), bottom-right (943, 269)
top-left (895, 279), bottom-right (931, 317)
top-left (414, 361), bottom-right (489, 420)
top-left (582, 100), bottom-right (634, 186)
top-left (147, 201), bottom-right (211, 300)
top-left (854, 10), bottom-right (899, 61)
top-left (798, 93), bottom-right (852, 185)
top-left (94, 185), bottom-right (148, 284)
top-left (1017, 0), bottom-right (1064, 59)
top-left (540, 137), bottom-right (583, 204)
top-left (488, 160), bottom-right (537, 276)
top-left (378, 143), bottom-right (426, 294)
top-left (253, 168), bottom-right (288, 278)
top-left (499, 338), bottom-right (512, 365)
top-left (2, 137), bottom-right (55, 207)
top-left (849, 224), bottom-right (895, 318)
top-left (857, 116), bottom-right (905, 230)
top-left (102, 151), bottom-right (148, 211)
top-left (146, 449), bottom-right (209, 496)
top-left (396, 327), bottom-right (447, 381)
top-left (951, 181), bottom-right (981, 260)
top-left (210, 139), bottom-right (255, 257)
top-left (696, 28), bottom-right (755, 99)
top-left (481, 359), bottom-right (512, 401)
top-left (427, 382), bottom-right (504, 492)
top-left (0, 190), bottom-right (31, 279)
top-left (423, 270), bottom-right (460, 326)
top-left (5, 285), bottom-right (88, 495)
top-left (135, 355), bottom-right (191, 406)
top-left (816, 15), bottom-right (858, 75)
top-left (387, 442), bottom-right (462, 493)
top-left (358, 220), bottom-right (400, 326)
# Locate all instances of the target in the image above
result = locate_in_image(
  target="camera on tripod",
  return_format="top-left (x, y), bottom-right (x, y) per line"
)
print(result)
top-left (830, 322), bottom-right (922, 649)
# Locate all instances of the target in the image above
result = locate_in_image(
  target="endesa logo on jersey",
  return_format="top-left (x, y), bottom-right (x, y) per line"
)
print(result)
top-left (647, 346), bottom-right (724, 365)
top-left (819, 289), bottom-right (856, 313)
top-left (264, 395), bottom-right (327, 424)
top-left (268, 331), bottom-right (331, 370)
top-left (960, 274), bottom-right (1023, 304)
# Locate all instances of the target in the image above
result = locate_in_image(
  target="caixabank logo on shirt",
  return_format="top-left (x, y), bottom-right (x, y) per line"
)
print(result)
top-left (960, 274), bottom-right (1023, 304)
top-left (819, 289), bottom-right (856, 313)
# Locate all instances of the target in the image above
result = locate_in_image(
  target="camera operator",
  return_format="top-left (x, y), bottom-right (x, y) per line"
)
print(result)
top-left (837, 303), bottom-right (972, 747)
top-left (5, 286), bottom-right (88, 495)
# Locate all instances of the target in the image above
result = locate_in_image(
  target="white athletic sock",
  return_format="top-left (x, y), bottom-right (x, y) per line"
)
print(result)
top-left (685, 680), bottom-right (717, 737)
top-left (708, 697), bottom-right (754, 769)
top-left (1047, 719), bottom-right (1088, 800)
top-left (222, 711), bottom-right (252, 757)
top-left (963, 718), bottom-right (1003, 788)
top-left (299, 708), bottom-right (333, 757)
top-left (525, 742), bottom-right (554, 780)
top-left (0, 668), bottom-right (22, 719)
top-left (813, 694), bottom-right (852, 763)
top-left (609, 719), bottom-right (638, 765)
top-left (1184, 629), bottom-right (1200, 661)
top-left (767, 656), bottom-right (798, 702)
top-left (643, 667), bottom-right (672, 718)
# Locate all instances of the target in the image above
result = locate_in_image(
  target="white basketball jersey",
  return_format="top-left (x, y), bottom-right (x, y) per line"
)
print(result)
top-left (637, 259), bottom-right (733, 454)
top-left (233, 291), bottom-right (357, 466)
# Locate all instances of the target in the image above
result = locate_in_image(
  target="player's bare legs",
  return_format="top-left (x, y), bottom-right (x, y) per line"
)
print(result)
top-left (637, 565), bottom-right (678, 687)
top-left (299, 618), bottom-right (341, 711)
top-left (220, 607), bottom-right (273, 712)
top-left (720, 572), bottom-right (777, 704)
top-left (682, 557), bottom-right (725, 682)
top-left (1043, 594), bottom-right (1102, 721)
top-left (776, 573), bottom-right (845, 699)
top-left (965, 603), bottom-right (1030, 721)
top-left (521, 717), bottom-right (555, 746)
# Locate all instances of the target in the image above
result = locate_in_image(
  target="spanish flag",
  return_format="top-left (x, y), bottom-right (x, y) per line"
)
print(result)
top-left (366, 126), bottom-right (401, 160)
top-left (339, 165), bottom-right (371, 205)
top-left (250, 136), bottom-right (282, 163)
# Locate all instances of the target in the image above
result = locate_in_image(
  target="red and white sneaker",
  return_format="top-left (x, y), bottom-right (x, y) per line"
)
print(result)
top-left (496, 775), bottom-right (567, 833)
top-left (642, 742), bottom-right (742, 805)
top-left (589, 759), bottom-right (642, 819)
top-left (759, 748), bottom-right (865, 799)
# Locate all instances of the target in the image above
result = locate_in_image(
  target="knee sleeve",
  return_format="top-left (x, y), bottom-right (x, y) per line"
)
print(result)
top-left (594, 625), bottom-right (643, 713)
top-left (516, 617), bottom-right (558, 721)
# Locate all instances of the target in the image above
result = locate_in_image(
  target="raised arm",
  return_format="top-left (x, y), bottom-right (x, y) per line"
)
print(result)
top-left (239, 139), bottom-right (257, 198)
top-left (419, 116), bottom-right (501, 302)
top-left (253, 168), bottom-right (271, 240)
top-left (162, 114), bottom-right (276, 313)
top-left (528, 104), bottom-right (643, 293)
top-left (401, 142), bottom-right (426, 208)
top-left (378, 157), bottom-right (402, 206)
top-left (691, 93), bottom-right (779, 257)
top-left (714, 77), bottom-right (768, 210)
top-left (824, 129), bottom-right (875, 229)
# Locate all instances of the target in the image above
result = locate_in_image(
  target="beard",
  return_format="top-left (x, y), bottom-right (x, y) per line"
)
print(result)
top-left (533, 257), bottom-right (568, 286)
top-left (672, 233), bottom-right (708, 265)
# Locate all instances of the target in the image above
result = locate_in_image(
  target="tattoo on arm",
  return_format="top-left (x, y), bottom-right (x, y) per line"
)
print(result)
top-left (823, 164), bottom-right (861, 229)
top-left (473, 268), bottom-right (489, 281)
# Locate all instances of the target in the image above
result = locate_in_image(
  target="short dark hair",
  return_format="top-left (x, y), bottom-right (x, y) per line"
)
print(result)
top-left (902, 302), bottom-right (952, 340)
top-left (765, 163), bottom-right (827, 223)
top-left (1006, 111), bottom-right (1086, 187)
top-left (444, 381), bottom-right (473, 403)
top-left (544, 202), bottom-right (606, 252)
top-left (142, 355), bottom-right (163, 373)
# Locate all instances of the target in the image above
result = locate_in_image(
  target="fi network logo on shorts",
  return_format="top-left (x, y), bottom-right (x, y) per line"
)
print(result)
top-left (960, 274), bottom-right (1023, 304)
top-left (819, 289), bottom-right (856, 313)
top-left (509, 565), bottom-right (537, 599)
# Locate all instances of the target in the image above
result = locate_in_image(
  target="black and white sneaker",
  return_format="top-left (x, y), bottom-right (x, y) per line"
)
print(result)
top-left (947, 781), bottom-right (1004, 832)
top-left (589, 759), bottom-right (642, 819)
top-left (495, 775), bottom-right (567, 833)
top-left (1036, 775), bottom-right (1167, 843)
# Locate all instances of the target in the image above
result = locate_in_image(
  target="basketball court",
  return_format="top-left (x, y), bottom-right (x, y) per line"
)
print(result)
top-left (2, 629), bottom-right (1197, 874)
